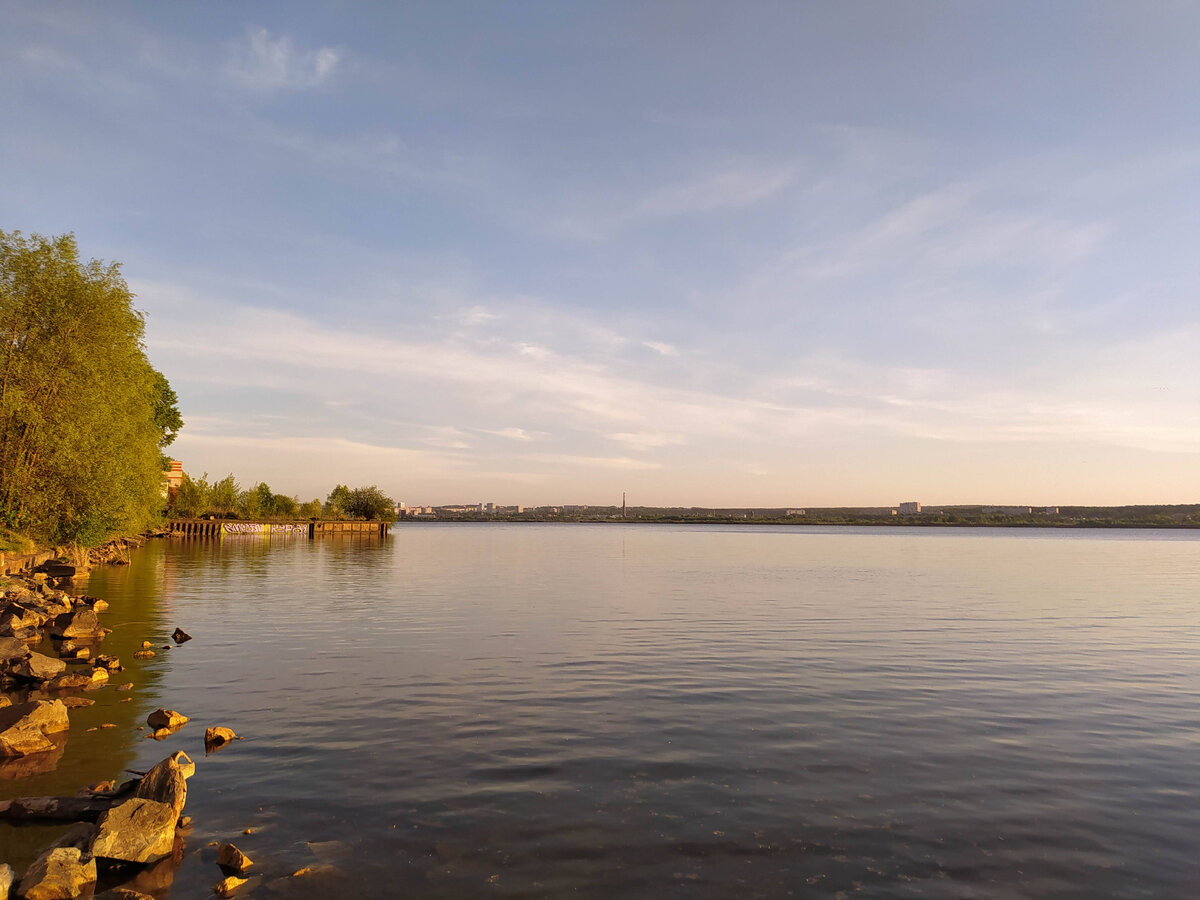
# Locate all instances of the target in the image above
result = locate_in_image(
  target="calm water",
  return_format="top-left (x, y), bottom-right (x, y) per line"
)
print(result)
top-left (4, 525), bottom-right (1200, 897)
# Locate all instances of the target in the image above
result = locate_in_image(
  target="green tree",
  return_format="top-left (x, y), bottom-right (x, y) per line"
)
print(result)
top-left (209, 475), bottom-right (240, 516)
top-left (239, 482), bottom-right (275, 519)
top-left (345, 485), bottom-right (396, 521)
top-left (273, 493), bottom-right (299, 518)
top-left (324, 484), bottom-right (350, 518)
top-left (0, 230), bottom-right (179, 545)
top-left (172, 472), bottom-right (211, 518)
top-left (299, 498), bottom-right (322, 519)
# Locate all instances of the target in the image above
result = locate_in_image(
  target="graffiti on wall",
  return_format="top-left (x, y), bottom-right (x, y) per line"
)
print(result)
top-left (220, 523), bottom-right (309, 536)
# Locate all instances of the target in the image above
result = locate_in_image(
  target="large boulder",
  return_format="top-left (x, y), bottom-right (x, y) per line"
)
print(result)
top-left (146, 709), bottom-right (188, 731)
top-left (12, 652), bottom-right (66, 682)
top-left (0, 863), bottom-right (14, 900)
top-left (16, 823), bottom-right (97, 900)
top-left (91, 798), bottom-right (178, 864)
top-left (0, 699), bottom-right (69, 757)
top-left (133, 752), bottom-right (192, 816)
top-left (0, 635), bottom-right (30, 661)
top-left (50, 609), bottom-right (103, 639)
top-left (0, 604), bottom-right (46, 636)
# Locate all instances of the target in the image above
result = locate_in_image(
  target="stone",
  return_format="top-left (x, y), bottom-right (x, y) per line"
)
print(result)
top-left (91, 797), bottom-right (178, 863)
top-left (146, 709), bottom-right (188, 731)
top-left (115, 683), bottom-right (133, 691)
top-left (204, 726), bottom-right (239, 750)
top-left (0, 635), bottom-right (30, 661)
top-left (132, 650), bottom-right (154, 660)
top-left (0, 864), bottom-right (13, 900)
top-left (214, 875), bottom-right (247, 897)
top-left (217, 843), bottom-right (253, 874)
top-left (50, 608), bottom-right (104, 639)
top-left (171, 628), bottom-right (192, 644)
top-left (134, 752), bottom-right (192, 816)
top-left (13, 652), bottom-right (66, 682)
top-left (0, 699), bottom-right (69, 757)
top-left (92, 655), bottom-right (121, 671)
top-left (46, 669), bottom-right (105, 690)
top-left (0, 695), bottom-right (10, 708)
top-left (140, 641), bottom-right (152, 649)
top-left (93, 890), bottom-right (154, 900)
top-left (60, 697), bottom-right (95, 709)
top-left (16, 847), bottom-right (97, 900)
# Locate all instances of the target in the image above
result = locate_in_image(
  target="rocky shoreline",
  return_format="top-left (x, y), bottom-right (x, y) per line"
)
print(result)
top-left (0, 555), bottom-right (256, 899)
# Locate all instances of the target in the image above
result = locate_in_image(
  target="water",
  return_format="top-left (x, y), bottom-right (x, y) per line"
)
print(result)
top-left (4, 524), bottom-right (1200, 897)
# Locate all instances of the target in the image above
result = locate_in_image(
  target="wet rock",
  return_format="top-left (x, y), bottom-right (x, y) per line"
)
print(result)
top-left (0, 699), bottom-right (69, 757)
top-left (0, 635), bottom-right (30, 661)
top-left (12, 652), bottom-right (66, 682)
top-left (140, 641), bottom-right (152, 650)
top-left (91, 798), bottom-right (178, 864)
top-left (146, 709), bottom-right (188, 732)
top-left (0, 604), bottom-right (47, 635)
top-left (0, 863), bottom-right (13, 900)
top-left (92, 655), bottom-right (121, 671)
top-left (50, 608), bottom-right (104, 639)
top-left (216, 843), bottom-right (253, 874)
top-left (133, 752), bottom-right (192, 816)
top-left (115, 683), bottom-right (133, 691)
top-left (0, 695), bottom-right (10, 708)
top-left (0, 734), bottom-right (67, 778)
top-left (93, 889), bottom-right (154, 900)
top-left (204, 726), bottom-right (239, 751)
top-left (131, 650), bottom-right (154, 660)
top-left (171, 628), bottom-right (192, 644)
top-left (47, 667), bottom-right (107, 690)
top-left (60, 697), bottom-right (95, 709)
top-left (17, 824), bottom-right (97, 900)
top-left (214, 875), bottom-right (248, 897)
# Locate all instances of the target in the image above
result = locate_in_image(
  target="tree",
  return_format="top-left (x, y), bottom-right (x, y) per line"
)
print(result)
top-left (299, 498), bottom-right (322, 519)
top-left (345, 485), bottom-right (396, 521)
top-left (324, 484), bottom-right (350, 518)
top-left (209, 475), bottom-right (240, 516)
top-left (172, 472), bottom-right (211, 518)
top-left (273, 493), bottom-right (299, 518)
top-left (239, 482), bottom-right (275, 519)
top-left (0, 230), bottom-right (180, 545)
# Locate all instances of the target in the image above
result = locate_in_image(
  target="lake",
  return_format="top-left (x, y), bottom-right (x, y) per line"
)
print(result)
top-left (4, 524), bottom-right (1200, 897)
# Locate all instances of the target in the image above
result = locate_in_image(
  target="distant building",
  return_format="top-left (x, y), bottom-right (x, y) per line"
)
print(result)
top-left (1044, 507), bottom-right (1060, 515)
top-left (163, 460), bottom-right (183, 500)
top-left (786, 509), bottom-right (806, 516)
top-left (898, 501), bottom-right (921, 515)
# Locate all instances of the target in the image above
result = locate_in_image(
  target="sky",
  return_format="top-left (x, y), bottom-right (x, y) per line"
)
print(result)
top-left (3, 2), bottom-right (1199, 507)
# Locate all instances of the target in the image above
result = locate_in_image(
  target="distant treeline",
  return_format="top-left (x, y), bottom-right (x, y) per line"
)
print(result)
top-left (170, 477), bottom-right (395, 522)
top-left (1, 231), bottom-right (182, 549)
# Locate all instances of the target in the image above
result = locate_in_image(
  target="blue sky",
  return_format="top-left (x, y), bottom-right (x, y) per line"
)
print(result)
top-left (4, 2), bottom-right (1199, 506)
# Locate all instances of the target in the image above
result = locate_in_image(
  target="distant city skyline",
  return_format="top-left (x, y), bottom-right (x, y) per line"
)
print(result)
top-left (4, 3), bottom-right (1199, 506)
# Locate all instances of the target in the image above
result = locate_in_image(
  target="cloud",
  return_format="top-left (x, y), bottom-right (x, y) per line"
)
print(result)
top-left (483, 427), bottom-right (537, 442)
top-left (643, 340), bottom-right (679, 357)
top-left (224, 27), bottom-right (340, 92)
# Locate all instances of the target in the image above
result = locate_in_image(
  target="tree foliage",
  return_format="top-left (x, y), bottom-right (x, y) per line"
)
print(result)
top-left (0, 230), bottom-right (182, 545)
top-left (344, 485), bottom-right (396, 521)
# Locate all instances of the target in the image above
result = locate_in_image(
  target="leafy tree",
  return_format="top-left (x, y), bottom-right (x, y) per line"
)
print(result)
top-left (324, 484), bottom-right (350, 518)
top-left (209, 475), bottom-right (240, 516)
top-left (0, 230), bottom-right (180, 545)
top-left (345, 485), bottom-right (396, 521)
top-left (299, 498), bottom-right (322, 519)
top-left (273, 493), bottom-right (299, 518)
top-left (172, 472), bottom-right (211, 518)
top-left (239, 482), bottom-right (275, 519)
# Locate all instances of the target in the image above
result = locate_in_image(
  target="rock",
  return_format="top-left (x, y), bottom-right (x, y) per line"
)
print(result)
top-left (17, 840), bottom-right (97, 900)
top-left (0, 635), bottom-right (30, 661)
top-left (12, 652), bottom-right (66, 682)
top-left (133, 752), bottom-right (192, 816)
top-left (217, 843), bottom-right (253, 874)
top-left (131, 650), bottom-right (154, 660)
top-left (291, 864), bottom-right (341, 878)
top-left (0, 604), bottom-right (46, 634)
top-left (60, 697), bottom-right (95, 709)
top-left (0, 695), bottom-right (10, 708)
top-left (171, 628), bottom-right (192, 644)
top-left (115, 683), bottom-right (133, 691)
top-left (204, 726), bottom-right (239, 750)
top-left (178, 815), bottom-right (192, 829)
top-left (50, 608), bottom-right (105, 639)
top-left (93, 889), bottom-right (154, 900)
top-left (0, 864), bottom-right (13, 900)
top-left (140, 641), bottom-right (152, 650)
top-left (0, 735), bottom-right (67, 778)
top-left (46, 667), bottom-right (107, 690)
top-left (146, 709), bottom-right (188, 731)
top-left (92, 655), bottom-right (121, 671)
top-left (91, 797), bottom-right (178, 863)
top-left (0, 699), bottom-right (69, 757)
top-left (214, 875), bottom-right (248, 897)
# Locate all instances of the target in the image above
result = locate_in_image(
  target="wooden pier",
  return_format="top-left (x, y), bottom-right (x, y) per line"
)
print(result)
top-left (168, 519), bottom-right (390, 538)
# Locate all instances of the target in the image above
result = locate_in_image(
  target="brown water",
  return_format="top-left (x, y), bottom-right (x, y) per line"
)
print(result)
top-left (4, 524), bottom-right (1200, 897)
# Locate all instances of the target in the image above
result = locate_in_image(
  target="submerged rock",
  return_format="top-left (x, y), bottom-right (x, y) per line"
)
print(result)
top-left (0, 699), bottom-right (69, 757)
top-left (216, 843), bottom-right (253, 874)
top-left (171, 627), bottom-right (192, 644)
top-left (13, 652), bottom-right (66, 682)
top-left (16, 847), bottom-right (96, 900)
top-left (204, 726), bottom-right (239, 751)
top-left (146, 709), bottom-right (188, 732)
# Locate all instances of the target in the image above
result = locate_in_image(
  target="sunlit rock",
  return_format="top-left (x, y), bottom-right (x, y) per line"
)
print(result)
top-left (217, 843), bottom-right (253, 874)
top-left (0, 699), bottom-right (69, 757)
top-left (91, 798), bottom-right (178, 864)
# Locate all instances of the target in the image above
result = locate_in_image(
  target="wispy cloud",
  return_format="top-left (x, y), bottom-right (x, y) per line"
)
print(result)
top-left (223, 27), bottom-right (340, 92)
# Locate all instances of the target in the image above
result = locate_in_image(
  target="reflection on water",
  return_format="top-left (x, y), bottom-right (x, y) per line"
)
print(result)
top-left (5, 526), bottom-right (1200, 897)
